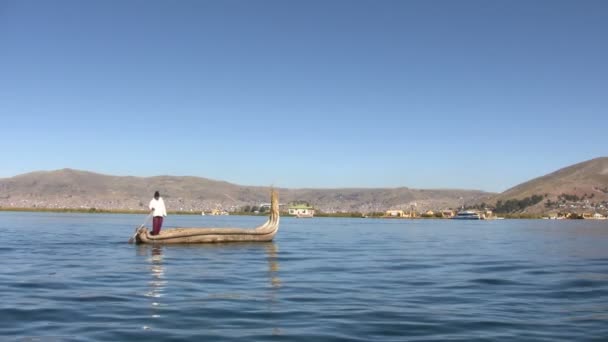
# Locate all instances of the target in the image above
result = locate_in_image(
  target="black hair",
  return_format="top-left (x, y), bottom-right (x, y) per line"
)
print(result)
top-left (154, 191), bottom-right (160, 198)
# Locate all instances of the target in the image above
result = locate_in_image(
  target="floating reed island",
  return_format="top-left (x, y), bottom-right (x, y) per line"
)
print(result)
top-left (134, 190), bottom-right (279, 244)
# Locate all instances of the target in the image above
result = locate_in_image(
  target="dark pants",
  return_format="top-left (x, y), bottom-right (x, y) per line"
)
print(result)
top-left (152, 216), bottom-right (164, 235)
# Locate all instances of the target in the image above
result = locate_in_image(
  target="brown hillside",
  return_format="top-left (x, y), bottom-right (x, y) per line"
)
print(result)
top-left (497, 157), bottom-right (608, 200)
top-left (488, 157), bottom-right (608, 213)
top-left (0, 169), bottom-right (490, 213)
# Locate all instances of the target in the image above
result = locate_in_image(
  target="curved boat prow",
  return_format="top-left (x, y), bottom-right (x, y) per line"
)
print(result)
top-left (135, 189), bottom-right (280, 244)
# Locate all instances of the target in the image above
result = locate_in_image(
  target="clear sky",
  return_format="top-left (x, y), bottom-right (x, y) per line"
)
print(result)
top-left (1, 0), bottom-right (606, 192)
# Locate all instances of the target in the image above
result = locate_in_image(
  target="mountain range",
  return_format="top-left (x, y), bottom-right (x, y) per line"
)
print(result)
top-left (1, 157), bottom-right (607, 214)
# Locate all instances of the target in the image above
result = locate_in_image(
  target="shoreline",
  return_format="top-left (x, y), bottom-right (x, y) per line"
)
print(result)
top-left (0, 207), bottom-right (581, 219)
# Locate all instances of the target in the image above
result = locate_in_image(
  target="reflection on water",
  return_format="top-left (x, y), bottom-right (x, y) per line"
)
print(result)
top-left (137, 245), bottom-right (166, 323)
top-left (265, 243), bottom-right (282, 336)
top-left (136, 243), bottom-right (282, 331)
top-left (266, 243), bottom-right (281, 289)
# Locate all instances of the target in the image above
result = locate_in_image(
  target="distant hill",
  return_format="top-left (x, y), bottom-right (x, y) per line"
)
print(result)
top-left (5, 158), bottom-right (605, 215)
top-left (0, 168), bottom-right (490, 213)
top-left (486, 157), bottom-right (608, 214)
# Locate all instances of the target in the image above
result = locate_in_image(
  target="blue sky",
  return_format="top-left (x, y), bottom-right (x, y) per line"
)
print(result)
top-left (1, 0), bottom-right (606, 192)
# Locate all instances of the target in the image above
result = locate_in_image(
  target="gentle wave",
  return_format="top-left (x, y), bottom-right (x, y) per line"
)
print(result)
top-left (1, 213), bottom-right (608, 341)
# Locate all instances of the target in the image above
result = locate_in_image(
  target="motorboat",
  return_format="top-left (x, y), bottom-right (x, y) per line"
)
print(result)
top-left (452, 210), bottom-right (483, 220)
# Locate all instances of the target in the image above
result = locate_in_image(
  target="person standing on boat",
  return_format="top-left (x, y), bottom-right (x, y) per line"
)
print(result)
top-left (149, 191), bottom-right (167, 235)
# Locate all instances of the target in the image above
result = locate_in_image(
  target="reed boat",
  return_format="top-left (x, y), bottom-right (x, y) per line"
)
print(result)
top-left (134, 190), bottom-right (279, 244)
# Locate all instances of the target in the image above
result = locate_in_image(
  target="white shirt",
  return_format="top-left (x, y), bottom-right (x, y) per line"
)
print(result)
top-left (149, 197), bottom-right (167, 217)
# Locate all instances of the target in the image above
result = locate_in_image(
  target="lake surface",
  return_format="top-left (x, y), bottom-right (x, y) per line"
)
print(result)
top-left (1, 212), bottom-right (607, 341)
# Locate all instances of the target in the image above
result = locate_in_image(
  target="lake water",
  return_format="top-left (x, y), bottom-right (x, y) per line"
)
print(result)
top-left (1, 212), bottom-right (607, 341)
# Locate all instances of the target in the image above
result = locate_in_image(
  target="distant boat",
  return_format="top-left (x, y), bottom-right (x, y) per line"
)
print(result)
top-left (288, 204), bottom-right (315, 218)
top-left (296, 212), bottom-right (314, 218)
top-left (201, 211), bottom-right (205, 216)
top-left (452, 210), bottom-right (483, 220)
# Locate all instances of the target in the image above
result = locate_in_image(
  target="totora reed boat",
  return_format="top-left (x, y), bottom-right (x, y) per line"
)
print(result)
top-left (134, 190), bottom-right (279, 244)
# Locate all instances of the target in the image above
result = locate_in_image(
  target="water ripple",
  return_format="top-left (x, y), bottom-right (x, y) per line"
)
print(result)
top-left (1, 213), bottom-right (608, 341)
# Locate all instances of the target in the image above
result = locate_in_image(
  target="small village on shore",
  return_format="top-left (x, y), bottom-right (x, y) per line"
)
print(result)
top-left (1, 158), bottom-right (608, 220)
top-left (2, 195), bottom-right (607, 220)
